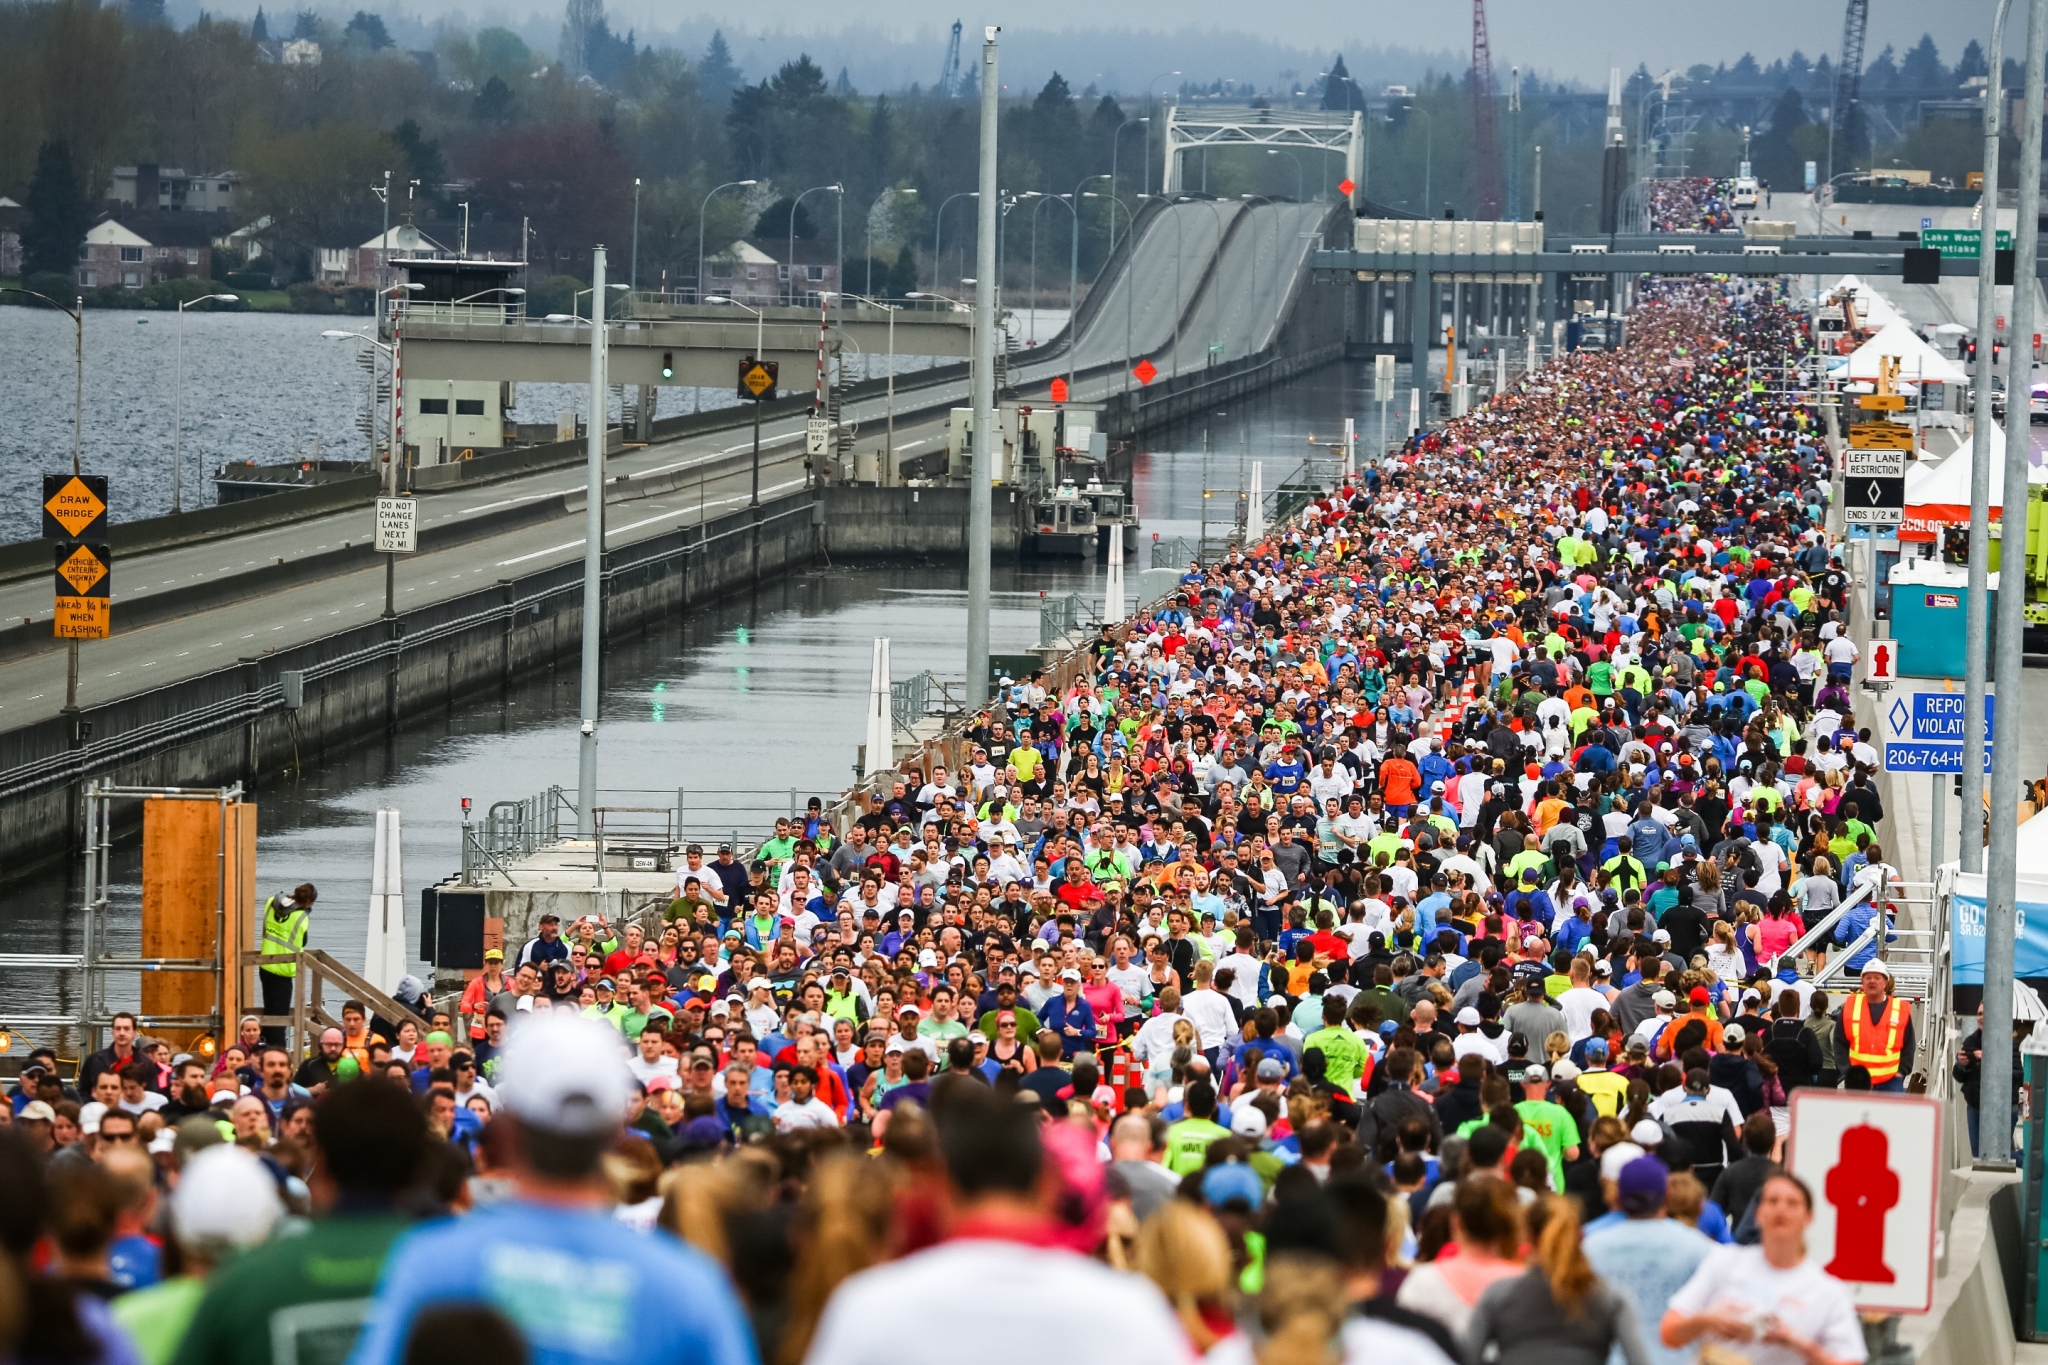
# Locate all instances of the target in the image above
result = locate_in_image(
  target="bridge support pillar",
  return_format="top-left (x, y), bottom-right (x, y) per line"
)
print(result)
top-left (1409, 269), bottom-right (1433, 397)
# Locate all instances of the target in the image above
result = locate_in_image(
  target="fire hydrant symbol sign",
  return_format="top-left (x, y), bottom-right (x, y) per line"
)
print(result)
top-left (1785, 1090), bottom-right (1941, 1314)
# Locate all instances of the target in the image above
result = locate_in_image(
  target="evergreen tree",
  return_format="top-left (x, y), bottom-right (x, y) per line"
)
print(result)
top-left (1898, 34), bottom-right (1945, 88)
top-left (392, 119), bottom-right (445, 186)
top-left (833, 65), bottom-right (854, 97)
top-left (344, 10), bottom-right (392, 49)
top-left (251, 6), bottom-right (269, 41)
top-left (22, 141), bottom-right (93, 280)
top-left (1956, 40), bottom-right (1988, 83)
top-left (1754, 85), bottom-right (1808, 187)
top-left (700, 30), bottom-right (741, 101)
top-left (291, 9), bottom-right (318, 40)
top-left (473, 75), bottom-right (515, 123)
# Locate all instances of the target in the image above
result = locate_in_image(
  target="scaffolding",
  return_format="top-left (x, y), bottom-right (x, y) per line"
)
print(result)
top-left (0, 784), bottom-right (246, 1061)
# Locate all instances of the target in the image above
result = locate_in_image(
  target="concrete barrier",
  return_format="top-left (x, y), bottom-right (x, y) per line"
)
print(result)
top-left (1900, 1166), bottom-right (2022, 1365)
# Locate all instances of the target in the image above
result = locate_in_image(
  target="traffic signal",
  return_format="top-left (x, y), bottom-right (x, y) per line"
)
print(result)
top-left (660, 350), bottom-right (674, 380)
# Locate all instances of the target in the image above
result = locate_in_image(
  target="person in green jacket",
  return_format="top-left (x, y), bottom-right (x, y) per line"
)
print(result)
top-left (1302, 995), bottom-right (1368, 1097)
top-left (1163, 1080), bottom-right (1232, 1175)
top-left (172, 1079), bottom-right (430, 1365)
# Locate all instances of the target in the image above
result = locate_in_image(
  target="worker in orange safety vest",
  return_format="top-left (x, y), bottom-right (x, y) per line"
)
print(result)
top-left (1837, 959), bottom-right (1914, 1092)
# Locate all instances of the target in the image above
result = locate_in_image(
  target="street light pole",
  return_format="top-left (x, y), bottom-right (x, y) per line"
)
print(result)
top-left (1267, 148), bottom-right (1304, 201)
top-left (577, 245), bottom-right (609, 836)
top-left (173, 292), bottom-right (239, 515)
top-left (933, 191), bottom-right (979, 294)
top-left (6, 287), bottom-right (87, 724)
top-left (967, 28), bottom-right (1000, 707)
top-left (1964, 0), bottom-right (2013, 879)
top-left (696, 178), bottom-right (758, 302)
top-left (706, 296), bottom-right (767, 504)
top-left (787, 183), bottom-right (843, 306)
top-left (630, 179), bottom-right (641, 289)
top-left (1983, 0), bottom-right (2047, 1166)
top-left (1109, 117), bottom-right (1148, 252)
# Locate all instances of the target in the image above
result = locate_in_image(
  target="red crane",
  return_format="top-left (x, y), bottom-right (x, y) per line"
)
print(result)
top-left (1470, 0), bottom-right (1505, 219)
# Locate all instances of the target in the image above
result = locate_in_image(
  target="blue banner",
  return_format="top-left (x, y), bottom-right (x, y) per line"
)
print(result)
top-left (1951, 891), bottom-right (2048, 984)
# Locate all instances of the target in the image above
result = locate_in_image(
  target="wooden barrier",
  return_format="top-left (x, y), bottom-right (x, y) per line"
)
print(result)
top-left (140, 795), bottom-right (254, 1049)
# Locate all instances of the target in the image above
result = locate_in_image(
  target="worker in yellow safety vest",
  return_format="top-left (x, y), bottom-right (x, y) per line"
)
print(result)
top-left (258, 883), bottom-right (317, 1047)
top-left (1837, 959), bottom-right (1914, 1092)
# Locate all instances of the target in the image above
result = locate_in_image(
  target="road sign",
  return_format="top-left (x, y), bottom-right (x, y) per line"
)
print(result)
top-left (1866, 638), bottom-right (1895, 683)
top-left (52, 541), bottom-right (110, 639)
top-left (1132, 358), bottom-right (1157, 386)
top-left (1337, 177), bottom-right (1356, 197)
top-left (1843, 475), bottom-right (1905, 526)
top-left (1049, 376), bottom-right (1069, 403)
top-left (804, 415), bottom-right (831, 457)
top-left (1857, 393), bottom-right (1908, 411)
top-left (1849, 423), bottom-right (1915, 450)
top-left (42, 474), bottom-right (107, 541)
top-left (1785, 1089), bottom-right (1941, 1314)
top-left (737, 357), bottom-right (777, 401)
top-left (1882, 688), bottom-right (1995, 770)
top-left (1920, 227), bottom-right (2012, 259)
top-left (1845, 447), bottom-right (1907, 478)
top-left (1921, 216), bottom-right (1933, 231)
top-left (375, 496), bottom-right (418, 554)
top-left (1374, 354), bottom-right (1395, 402)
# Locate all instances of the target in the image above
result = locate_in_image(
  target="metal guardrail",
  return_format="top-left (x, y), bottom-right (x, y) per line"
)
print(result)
top-left (890, 671), bottom-right (966, 734)
top-left (1039, 593), bottom-right (1091, 647)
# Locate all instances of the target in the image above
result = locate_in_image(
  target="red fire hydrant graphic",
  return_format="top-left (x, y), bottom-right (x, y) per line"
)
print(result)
top-left (1824, 1123), bottom-right (1899, 1283)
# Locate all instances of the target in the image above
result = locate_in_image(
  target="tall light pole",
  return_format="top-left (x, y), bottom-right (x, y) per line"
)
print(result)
top-left (1267, 148), bottom-right (1304, 201)
top-left (932, 191), bottom-right (979, 293)
top-left (706, 296), bottom-right (767, 504)
top-left (1031, 193), bottom-right (1074, 349)
top-left (787, 183), bottom-right (843, 305)
top-left (1963, 0), bottom-right (2012, 884)
top-left (459, 199), bottom-right (471, 257)
top-left (1177, 195), bottom-right (1227, 362)
top-left (865, 186), bottom-right (916, 296)
top-left (1109, 116), bottom-right (1148, 251)
top-left (696, 178), bottom-right (757, 302)
top-left (831, 291), bottom-right (905, 479)
top-left (629, 179), bottom-right (641, 289)
top-left (1983, 0), bottom-right (2047, 1166)
top-left (173, 292), bottom-right (239, 514)
top-left (967, 28), bottom-right (1000, 707)
top-left (577, 245), bottom-right (610, 836)
top-left (1088, 194), bottom-right (1136, 393)
top-left (6, 286), bottom-right (86, 725)
top-left (1143, 71), bottom-right (1180, 198)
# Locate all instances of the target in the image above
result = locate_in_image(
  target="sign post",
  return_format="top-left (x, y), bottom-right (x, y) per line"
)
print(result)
top-left (1785, 1090), bottom-right (1942, 1315)
top-left (738, 356), bottom-right (778, 509)
top-left (44, 474), bottom-right (110, 731)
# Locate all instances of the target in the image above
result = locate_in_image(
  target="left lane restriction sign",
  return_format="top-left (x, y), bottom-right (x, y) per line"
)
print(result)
top-left (53, 541), bottom-right (111, 639)
top-left (43, 474), bottom-right (108, 540)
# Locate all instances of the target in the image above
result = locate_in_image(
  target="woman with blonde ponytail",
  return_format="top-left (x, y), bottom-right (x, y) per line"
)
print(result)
top-left (1465, 1196), bottom-right (1652, 1365)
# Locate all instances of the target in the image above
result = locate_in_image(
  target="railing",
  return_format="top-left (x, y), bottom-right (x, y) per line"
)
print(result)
top-left (891, 671), bottom-right (967, 734)
top-left (1039, 593), bottom-right (1091, 647)
top-left (242, 948), bottom-right (430, 1062)
top-left (390, 300), bottom-right (525, 327)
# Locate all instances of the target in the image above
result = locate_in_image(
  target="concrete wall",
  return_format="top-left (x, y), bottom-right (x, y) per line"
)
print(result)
top-left (0, 485), bottom-right (1031, 873)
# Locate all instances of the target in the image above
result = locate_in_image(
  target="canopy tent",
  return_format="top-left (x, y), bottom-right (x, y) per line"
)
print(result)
top-left (1952, 813), bottom-right (2048, 984)
top-left (1832, 275), bottom-right (1904, 330)
top-left (1900, 423), bottom-right (2045, 541)
top-left (1844, 320), bottom-right (1970, 385)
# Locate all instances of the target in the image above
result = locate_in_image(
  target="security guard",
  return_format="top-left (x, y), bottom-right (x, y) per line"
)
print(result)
top-left (258, 883), bottom-right (317, 1046)
top-left (1837, 960), bottom-right (1914, 1091)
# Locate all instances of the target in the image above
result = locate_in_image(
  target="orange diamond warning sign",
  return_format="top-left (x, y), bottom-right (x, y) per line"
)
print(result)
top-left (56, 542), bottom-right (110, 596)
top-left (42, 474), bottom-right (108, 540)
top-left (737, 357), bottom-right (778, 400)
top-left (53, 541), bottom-right (111, 639)
top-left (1132, 358), bottom-right (1157, 386)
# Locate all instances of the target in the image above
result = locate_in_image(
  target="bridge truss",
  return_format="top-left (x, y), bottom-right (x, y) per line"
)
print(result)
top-left (1161, 106), bottom-right (1365, 208)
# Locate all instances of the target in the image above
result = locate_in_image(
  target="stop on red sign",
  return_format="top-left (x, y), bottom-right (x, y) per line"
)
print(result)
top-left (1785, 1089), bottom-right (1941, 1314)
top-left (1049, 377), bottom-right (1069, 402)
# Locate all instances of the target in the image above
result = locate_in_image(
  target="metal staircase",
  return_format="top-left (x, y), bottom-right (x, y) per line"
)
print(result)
top-left (1769, 878), bottom-right (1939, 1001)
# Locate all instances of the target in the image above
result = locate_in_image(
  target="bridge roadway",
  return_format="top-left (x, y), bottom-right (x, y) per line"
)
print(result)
top-left (0, 200), bottom-right (1332, 733)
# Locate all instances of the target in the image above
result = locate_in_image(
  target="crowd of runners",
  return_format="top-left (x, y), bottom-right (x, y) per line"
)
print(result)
top-left (0, 277), bottom-right (1889, 1365)
top-left (1649, 178), bottom-right (1741, 233)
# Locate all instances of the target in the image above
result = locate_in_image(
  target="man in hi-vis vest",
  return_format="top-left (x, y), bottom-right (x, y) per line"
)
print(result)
top-left (1837, 959), bottom-right (1914, 1092)
top-left (258, 883), bottom-right (317, 1046)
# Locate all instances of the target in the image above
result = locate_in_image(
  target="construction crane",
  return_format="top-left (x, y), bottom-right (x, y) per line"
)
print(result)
top-left (1470, 0), bottom-right (1505, 219)
top-left (938, 20), bottom-right (962, 97)
top-left (1827, 0), bottom-right (1870, 185)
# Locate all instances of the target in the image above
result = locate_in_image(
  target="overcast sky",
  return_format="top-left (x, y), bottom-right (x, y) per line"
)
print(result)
top-left (545, 0), bottom-right (1998, 84)
top-left (230, 0), bottom-right (2005, 90)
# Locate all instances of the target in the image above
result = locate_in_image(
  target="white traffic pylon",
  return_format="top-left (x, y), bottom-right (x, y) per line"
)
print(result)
top-left (863, 636), bottom-right (893, 777)
top-left (1104, 523), bottom-right (1126, 623)
top-left (363, 808), bottom-right (408, 994)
